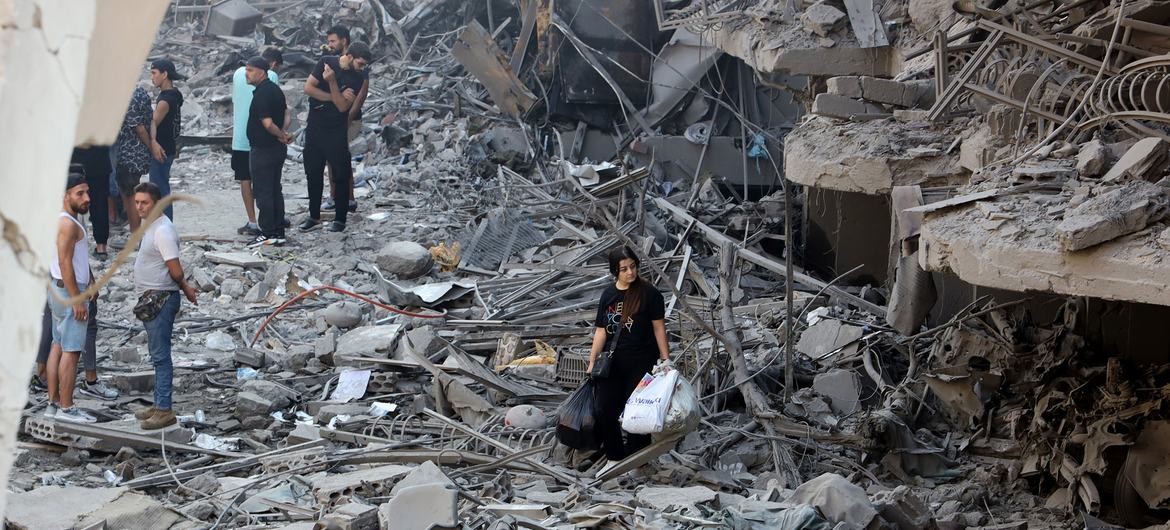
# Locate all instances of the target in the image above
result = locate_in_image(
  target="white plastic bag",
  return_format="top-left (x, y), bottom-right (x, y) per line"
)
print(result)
top-left (620, 370), bottom-right (679, 434)
top-left (659, 375), bottom-right (701, 435)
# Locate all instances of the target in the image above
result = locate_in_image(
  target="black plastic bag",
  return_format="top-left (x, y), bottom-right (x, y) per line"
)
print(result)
top-left (556, 378), bottom-right (601, 450)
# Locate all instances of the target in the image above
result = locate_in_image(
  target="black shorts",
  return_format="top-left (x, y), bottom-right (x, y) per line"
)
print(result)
top-left (231, 150), bottom-right (251, 181)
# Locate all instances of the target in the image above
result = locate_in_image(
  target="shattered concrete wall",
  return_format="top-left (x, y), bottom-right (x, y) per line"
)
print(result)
top-left (0, 0), bottom-right (167, 520)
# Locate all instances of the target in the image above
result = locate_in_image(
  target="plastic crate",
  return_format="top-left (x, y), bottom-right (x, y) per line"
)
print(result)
top-left (555, 351), bottom-right (589, 388)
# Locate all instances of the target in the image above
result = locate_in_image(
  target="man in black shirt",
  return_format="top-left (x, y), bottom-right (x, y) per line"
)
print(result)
top-left (244, 56), bottom-right (293, 247)
top-left (300, 42), bottom-right (371, 233)
top-left (322, 25), bottom-right (368, 213)
top-left (149, 59), bottom-right (184, 220)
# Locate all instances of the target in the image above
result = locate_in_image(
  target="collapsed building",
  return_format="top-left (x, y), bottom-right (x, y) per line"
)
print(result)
top-left (7, 0), bottom-right (1170, 528)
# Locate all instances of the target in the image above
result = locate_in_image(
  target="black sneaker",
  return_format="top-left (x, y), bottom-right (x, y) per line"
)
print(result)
top-left (248, 234), bottom-right (286, 248)
top-left (328, 221), bottom-right (346, 232)
top-left (237, 223), bottom-right (261, 236)
top-left (347, 200), bottom-right (357, 213)
top-left (282, 217), bottom-right (292, 229)
top-left (29, 375), bottom-right (47, 393)
top-left (299, 218), bottom-right (321, 232)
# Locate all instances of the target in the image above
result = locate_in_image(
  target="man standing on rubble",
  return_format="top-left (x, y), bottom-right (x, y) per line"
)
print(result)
top-left (321, 24), bottom-right (365, 214)
top-left (300, 42), bottom-right (371, 233)
top-left (245, 55), bottom-right (293, 247)
top-left (132, 182), bottom-right (198, 430)
top-left (147, 59), bottom-right (185, 220)
top-left (45, 170), bottom-right (98, 423)
top-left (231, 48), bottom-right (283, 236)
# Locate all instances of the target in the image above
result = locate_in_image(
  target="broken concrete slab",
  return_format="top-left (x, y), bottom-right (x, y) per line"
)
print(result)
top-left (1102, 137), bottom-right (1169, 183)
top-left (324, 502), bottom-right (379, 530)
top-left (1056, 181), bottom-right (1169, 251)
top-left (205, 251), bottom-right (268, 269)
top-left (871, 486), bottom-right (934, 530)
top-left (77, 489), bottom-right (184, 529)
top-left (336, 324), bottom-right (405, 359)
top-left (828, 76), bottom-right (931, 108)
top-left (379, 482), bottom-right (459, 530)
top-left (785, 118), bottom-right (966, 194)
top-left (636, 485), bottom-right (718, 511)
top-left (796, 320), bottom-right (864, 364)
top-left (313, 465), bottom-right (413, 506)
top-left (4, 486), bottom-right (126, 530)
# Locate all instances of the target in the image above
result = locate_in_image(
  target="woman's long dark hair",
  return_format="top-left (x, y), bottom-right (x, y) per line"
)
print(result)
top-left (608, 246), bottom-right (643, 324)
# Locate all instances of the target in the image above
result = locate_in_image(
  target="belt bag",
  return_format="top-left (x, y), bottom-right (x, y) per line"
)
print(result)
top-left (134, 290), bottom-right (171, 322)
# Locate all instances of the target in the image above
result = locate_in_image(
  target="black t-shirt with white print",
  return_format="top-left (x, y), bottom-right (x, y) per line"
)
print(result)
top-left (593, 283), bottom-right (666, 357)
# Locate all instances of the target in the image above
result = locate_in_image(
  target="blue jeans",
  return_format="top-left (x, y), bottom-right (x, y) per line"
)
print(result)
top-left (148, 155), bottom-right (175, 219)
top-left (142, 291), bottom-right (180, 410)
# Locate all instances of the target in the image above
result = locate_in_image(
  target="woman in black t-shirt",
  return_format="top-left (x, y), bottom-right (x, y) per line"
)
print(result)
top-left (587, 246), bottom-right (670, 473)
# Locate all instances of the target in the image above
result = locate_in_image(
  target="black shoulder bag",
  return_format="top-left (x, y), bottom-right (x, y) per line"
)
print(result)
top-left (591, 321), bottom-right (623, 379)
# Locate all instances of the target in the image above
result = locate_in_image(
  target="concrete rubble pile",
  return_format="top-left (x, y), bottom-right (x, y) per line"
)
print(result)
top-left (11, 0), bottom-right (1170, 528)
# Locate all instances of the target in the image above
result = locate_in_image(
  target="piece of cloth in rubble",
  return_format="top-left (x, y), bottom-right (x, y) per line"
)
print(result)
top-left (783, 473), bottom-right (878, 528)
top-left (593, 283), bottom-right (665, 357)
top-left (116, 86), bottom-right (153, 174)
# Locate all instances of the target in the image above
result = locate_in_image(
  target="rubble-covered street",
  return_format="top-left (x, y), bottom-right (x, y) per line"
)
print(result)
top-left (10, 0), bottom-right (1170, 528)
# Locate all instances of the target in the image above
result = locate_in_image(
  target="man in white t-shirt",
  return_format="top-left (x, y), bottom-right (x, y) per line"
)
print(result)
top-left (231, 47), bottom-right (282, 236)
top-left (131, 182), bottom-right (197, 430)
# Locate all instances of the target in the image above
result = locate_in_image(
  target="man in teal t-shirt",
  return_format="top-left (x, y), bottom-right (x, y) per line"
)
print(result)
top-left (231, 48), bottom-right (282, 236)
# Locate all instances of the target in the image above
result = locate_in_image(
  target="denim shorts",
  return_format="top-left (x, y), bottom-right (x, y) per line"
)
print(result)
top-left (47, 283), bottom-right (88, 352)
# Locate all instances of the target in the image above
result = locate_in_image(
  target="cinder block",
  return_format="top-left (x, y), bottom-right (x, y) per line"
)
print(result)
top-left (826, 76), bottom-right (863, 98)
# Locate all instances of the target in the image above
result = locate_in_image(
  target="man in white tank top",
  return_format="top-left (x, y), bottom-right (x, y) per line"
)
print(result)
top-left (45, 172), bottom-right (97, 423)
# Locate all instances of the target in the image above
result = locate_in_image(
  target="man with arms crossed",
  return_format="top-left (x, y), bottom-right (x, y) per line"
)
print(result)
top-left (245, 55), bottom-right (293, 247)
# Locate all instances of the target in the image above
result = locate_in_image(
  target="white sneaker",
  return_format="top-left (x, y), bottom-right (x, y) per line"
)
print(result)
top-left (55, 407), bottom-right (96, 423)
top-left (43, 403), bottom-right (58, 418)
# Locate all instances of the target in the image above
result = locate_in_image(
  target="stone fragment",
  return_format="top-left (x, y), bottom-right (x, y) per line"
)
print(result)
top-left (1056, 181), bottom-right (1170, 251)
top-left (324, 301), bottom-right (363, 328)
top-left (236, 392), bottom-right (275, 418)
top-left (802, 1), bottom-right (847, 36)
top-left (812, 93), bottom-right (883, 119)
top-left (241, 379), bottom-right (299, 407)
top-left (219, 278), bottom-right (246, 298)
top-left (205, 251), bottom-right (267, 268)
top-left (504, 404), bottom-right (549, 429)
top-left (190, 268), bottom-right (217, 292)
top-left (375, 241), bottom-right (434, 279)
top-left (183, 472), bottom-right (221, 496)
top-left (111, 371), bottom-right (155, 393)
top-left (315, 333), bottom-right (337, 359)
top-left (336, 325), bottom-right (404, 359)
top-left (1102, 138), bottom-right (1169, 183)
top-left (378, 483), bottom-right (459, 530)
top-left (1076, 139), bottom-right (1110, 178)
top-left (826, 76), bottom-right (863, 98)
